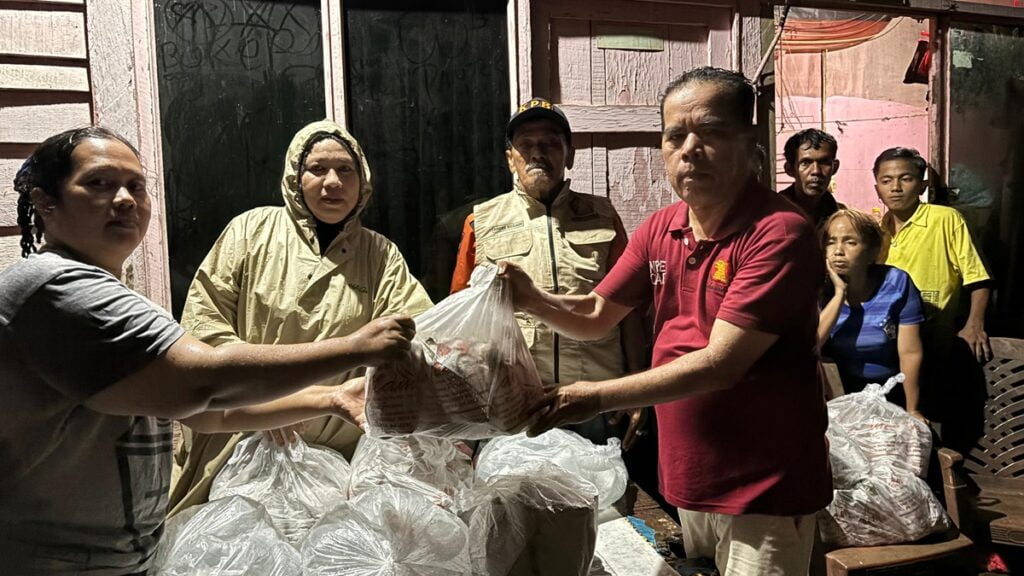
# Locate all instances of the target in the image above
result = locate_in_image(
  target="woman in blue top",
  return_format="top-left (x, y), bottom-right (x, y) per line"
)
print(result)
top-left (818, 209), bottom-right (926, 421)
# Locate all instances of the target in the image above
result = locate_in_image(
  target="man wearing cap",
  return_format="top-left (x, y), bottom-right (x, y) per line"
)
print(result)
top-left (450, 97), bottom-right (646, 445)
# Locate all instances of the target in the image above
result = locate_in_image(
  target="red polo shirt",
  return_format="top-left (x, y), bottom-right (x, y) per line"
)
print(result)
top-left (595, 182), bottom-right (832, 516)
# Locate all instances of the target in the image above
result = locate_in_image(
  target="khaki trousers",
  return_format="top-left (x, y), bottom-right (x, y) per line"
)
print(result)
top-left (678, 509), bottom-right (816, 576)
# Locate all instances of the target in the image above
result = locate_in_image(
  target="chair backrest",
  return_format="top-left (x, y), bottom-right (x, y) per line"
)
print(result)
top-left (962, 338), bottom-right (1024, 477)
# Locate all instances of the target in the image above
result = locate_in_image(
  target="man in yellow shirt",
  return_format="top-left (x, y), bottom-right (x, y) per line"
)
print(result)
top-left (875, 147), bottom-right (991, 430)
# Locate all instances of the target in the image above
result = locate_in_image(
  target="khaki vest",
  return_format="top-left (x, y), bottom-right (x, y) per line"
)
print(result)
top-left (474, 183), bottom-right (624, 385)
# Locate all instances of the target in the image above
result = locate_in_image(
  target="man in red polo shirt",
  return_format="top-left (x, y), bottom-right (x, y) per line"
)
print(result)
top-left (500, 67), bottom-right (831, 574)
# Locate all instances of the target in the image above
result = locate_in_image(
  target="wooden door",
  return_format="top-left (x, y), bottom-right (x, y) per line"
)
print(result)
top-left (521, 0), bottom-right (733, 232)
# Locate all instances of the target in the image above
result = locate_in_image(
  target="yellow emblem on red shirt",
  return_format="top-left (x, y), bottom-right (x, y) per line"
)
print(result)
top-left (712, 259), bottom-right (730, 284)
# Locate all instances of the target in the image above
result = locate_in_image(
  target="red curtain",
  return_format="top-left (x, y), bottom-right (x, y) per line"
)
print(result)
top-left (780, 10), bottom-right (892, 53)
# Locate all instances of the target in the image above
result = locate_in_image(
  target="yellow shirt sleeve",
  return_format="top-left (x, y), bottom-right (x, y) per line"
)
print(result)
top-left (947, 209), bottom-right (991, 286)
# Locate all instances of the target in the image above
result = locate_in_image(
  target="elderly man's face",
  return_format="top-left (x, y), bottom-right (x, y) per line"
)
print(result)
top-left (506, 119), bottom-right (574, 200)
top-left (661, 83), bottom-right (755, 207)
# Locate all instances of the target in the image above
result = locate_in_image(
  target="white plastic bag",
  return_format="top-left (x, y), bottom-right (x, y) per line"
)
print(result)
top-left (302, 485), bottom-right (472, 576)
top-left (460, 462), bottom-right (599, 576)
top-left (365, 265), bottom-right (546, 439)
top-left (827, 375), bottom-right (932, 477)
top-left (152, 496), bottom-right (300, 576)
top-left (825, 418), bottom-right (871, 490)
top-left (210, 434), bottom-right (350, 544)
top-left (819, 375), bottom-right (950, 546)
top-left (347, 435), bottom-right (475, 510)
top-left (819, 466), bottom-right (950, 547)
top-left (476, 429), bottom-right (628, 509)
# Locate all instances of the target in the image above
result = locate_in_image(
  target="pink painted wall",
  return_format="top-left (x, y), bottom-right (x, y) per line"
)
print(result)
top-left (776, 95), bottom-right (929, 215)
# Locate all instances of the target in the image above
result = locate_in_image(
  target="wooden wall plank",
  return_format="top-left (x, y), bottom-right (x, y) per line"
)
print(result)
top-left (0, 157), bottom-right (22, 227)
top-left (0, 62), bottom-right (88, 91)
top-left (0, 234), bottom-right (22, 273)
top-left (0, 9), bottom-right (87, 59)
top-left (601, 22), bottom-right (671, 105)
top-left (560, 104), bottom-right (661, 133)
top-left (551, 18), bottom-right (591, 104)
top-left (517, 0), bottom-right (532, 101)
top-left (566, 132), bottom-right (593, 195)
top-left (606, 133), bottom-right (672, 233)
top-left (592, 134), bottom-right (608, 196)
top-left (669, 25), bottom-right (706, 77)
top-left (0, 102), bottom-right (90, 142)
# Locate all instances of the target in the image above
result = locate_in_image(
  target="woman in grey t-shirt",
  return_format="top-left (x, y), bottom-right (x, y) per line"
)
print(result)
top-left (0, 127), bottom-right (415, 575)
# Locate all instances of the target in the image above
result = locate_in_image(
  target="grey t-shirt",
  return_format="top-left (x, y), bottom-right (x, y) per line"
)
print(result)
top-left (0, 251), bottom-right (185, 575)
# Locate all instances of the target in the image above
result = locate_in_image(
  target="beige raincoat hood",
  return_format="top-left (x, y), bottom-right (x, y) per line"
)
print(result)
top-left (171, 120), bottom-right (432, 513)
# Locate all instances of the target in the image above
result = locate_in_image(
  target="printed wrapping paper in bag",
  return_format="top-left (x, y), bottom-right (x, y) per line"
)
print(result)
top-left (826, 417), bottom-right (871, 490)
top-left (209, 434), bottom-right (351, 544)
top-left (819, 375), bottom-right (950, 546)
top-left (819, 465), bottom-right (950, 547)
top-left (459, 462), bottom-right (599, 576)
top-left (151, 495), bottom-right (300, 576)
top-left (347, 435), bottom-right (475, 510)
top-left (365, 264), bottom-right (545, 438)
top-left (475, 428), bottom-right (628, 509)
top-left (302, 485), bottom-right (472, 576)
top-left (827, 375), bottom-right (932, 477)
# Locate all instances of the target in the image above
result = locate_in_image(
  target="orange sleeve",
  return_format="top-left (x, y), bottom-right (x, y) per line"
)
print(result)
top-left (449, 213), bottom-right (477, 294)
top-left (607, 213), bottom-right (629, 268)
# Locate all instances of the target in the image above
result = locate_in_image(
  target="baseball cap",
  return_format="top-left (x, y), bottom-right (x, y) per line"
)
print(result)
top-left (506, 97), bottom-right (572, 144)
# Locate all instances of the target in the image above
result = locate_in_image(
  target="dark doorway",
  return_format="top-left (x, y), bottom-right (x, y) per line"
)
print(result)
top-left (344, 0), bottom-right (512, 301)
top-left (153, 0), bottom-right (326, 317)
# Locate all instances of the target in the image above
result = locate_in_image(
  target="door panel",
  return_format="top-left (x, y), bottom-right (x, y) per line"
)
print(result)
top-left (528, 0), bottom-right (732, 232)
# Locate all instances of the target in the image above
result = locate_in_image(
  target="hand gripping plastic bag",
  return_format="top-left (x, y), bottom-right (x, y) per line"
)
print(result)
top-left (475, 428), bottom-right (628, 509)
top-left (826, 374), bottom-right (932, 477)
top-left (459, 461), bottom-right (599, 576)
top-left (302, 485), bottom-right (472, 576)
top-left (365, 264), bottom-right (546, 439)
top-left (151, 495), bottom-right (300, 576)
top-left (347, 435), bottom-right (475, 511)
top-left (209, 434), bottom-right (351, 544)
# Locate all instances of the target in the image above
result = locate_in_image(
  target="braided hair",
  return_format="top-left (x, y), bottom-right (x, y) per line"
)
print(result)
top-left (13, 127), bottom-right (140, 257)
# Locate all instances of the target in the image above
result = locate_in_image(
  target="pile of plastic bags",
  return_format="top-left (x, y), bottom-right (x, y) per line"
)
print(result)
top-left (153, 428), bottom-right (623, 576)
top-left (819, 375), bottom-right (950, 546)
top-left (365, 265), bottom-right (546, 439)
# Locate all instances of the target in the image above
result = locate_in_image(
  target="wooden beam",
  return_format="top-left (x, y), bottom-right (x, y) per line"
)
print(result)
top-left (86, 0), bottom-right (172, 308)
top-left (559, 104), bottom-right (662, 133)
top-left (517, 0), bottom-right (532, 102)
top-left (0, 1), bottom-right (85, 11)
top-left (0, 142), bottom-right (36, 158)
top-left (0, 54), bottom-right (87, 66)
top-left (322, 0), bottom-right (347, 127)
top-left (0, 90), bottom-right (91, 106)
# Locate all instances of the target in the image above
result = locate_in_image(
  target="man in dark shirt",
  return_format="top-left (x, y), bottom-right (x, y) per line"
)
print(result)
top-left (780, 128), bottom-right (844, 229)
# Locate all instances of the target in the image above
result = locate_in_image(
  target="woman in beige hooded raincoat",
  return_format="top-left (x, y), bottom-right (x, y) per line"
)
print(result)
top-left (168, 120), bottom-right (433, 513)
